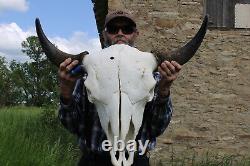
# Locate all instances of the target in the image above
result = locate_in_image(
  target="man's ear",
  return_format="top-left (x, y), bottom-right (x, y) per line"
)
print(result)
top-left (135, 30), bottom-right (139, 36)
top-left (133, 30), bottom-right (139, 40)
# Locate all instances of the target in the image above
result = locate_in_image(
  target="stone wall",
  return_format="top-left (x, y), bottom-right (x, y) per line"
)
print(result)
top-left (108, 0), bottom-right (250, 164)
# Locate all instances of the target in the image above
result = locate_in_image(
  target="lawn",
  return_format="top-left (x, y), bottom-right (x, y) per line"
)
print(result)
top-left (1, 106), bottom-right (249, 166)
top-left (0, 106), bottom-right (80, 166)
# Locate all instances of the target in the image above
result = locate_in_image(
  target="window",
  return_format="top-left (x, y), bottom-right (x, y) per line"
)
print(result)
top-left (204, 0), bottom-right (250, 28)
top-left (235, 3), bottom-right (250, 28)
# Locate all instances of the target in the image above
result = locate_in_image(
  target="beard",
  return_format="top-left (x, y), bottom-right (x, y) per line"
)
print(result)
top-left (104, 35), bottom-right (135, 47)
top-left (112, 35), bottom-right (129, 45)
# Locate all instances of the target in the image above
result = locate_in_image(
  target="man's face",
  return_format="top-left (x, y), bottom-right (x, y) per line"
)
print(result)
top-left (103, 18), bottom-right (139, 47)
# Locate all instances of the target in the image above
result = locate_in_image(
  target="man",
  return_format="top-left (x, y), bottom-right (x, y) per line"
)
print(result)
top-left (58, 11), bottom-right (181, 166)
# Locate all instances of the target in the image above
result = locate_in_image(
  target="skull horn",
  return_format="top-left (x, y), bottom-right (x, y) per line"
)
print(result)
top-left (152, 15), bottom-right (208, 65)
top-left (35, 18), bottom-right (89, 67)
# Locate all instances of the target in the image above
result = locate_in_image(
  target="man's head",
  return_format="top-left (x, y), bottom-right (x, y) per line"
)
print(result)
top-left (103, 11), bottom-right (139, 47)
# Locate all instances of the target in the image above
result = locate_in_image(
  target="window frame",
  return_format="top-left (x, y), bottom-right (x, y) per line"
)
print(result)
top-left (204, 0), bottom-right (250, 29)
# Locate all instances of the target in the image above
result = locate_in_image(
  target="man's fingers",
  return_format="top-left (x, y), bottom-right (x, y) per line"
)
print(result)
top-left (161, 61), bottom-right (173, 76)
top-left (171, 61), bottom-right (182, 72)
top-left (158, 60), bottom-right (182, 82)
top-left (158, 66), bottom-right (168, 78)
top-left (164, 61), bottom-right (176, 73)
top-left (59, 58), bottom-right (80, 83)
top-left (161, 60), bottom-right (182, 74)
top-left (158, 66), bottom-right (173, 82)
top-left (66, 60), bottom-right (79, 72)
top-left (59, 58), bottom-right (72, 71)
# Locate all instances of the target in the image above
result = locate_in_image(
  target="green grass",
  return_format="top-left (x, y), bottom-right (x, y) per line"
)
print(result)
top-left (1, 107), bottom-right (250, 166)
top-left (0, 106), bottom-right (80, 166)
top-left (153, 150), bottom-right (250, 166)
top-left (187, 155), bottom-right (249, 166)
top-left (195, 153), bottom-right (250, 166)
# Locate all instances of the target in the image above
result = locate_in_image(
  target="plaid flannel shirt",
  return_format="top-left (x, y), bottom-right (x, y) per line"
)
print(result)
top-left (58, 72), bottom-right (173, 154)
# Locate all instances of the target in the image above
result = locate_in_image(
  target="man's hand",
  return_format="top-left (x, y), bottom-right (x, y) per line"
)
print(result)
top-left (158, 61), bottom-right (182, 97)
top-left (59, 58), bottom-right (80, 104)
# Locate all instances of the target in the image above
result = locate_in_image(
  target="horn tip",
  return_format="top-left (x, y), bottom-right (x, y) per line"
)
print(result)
top-left (203, 15), bottom-right (209, 25)
top-left (204, 15), bottom-right (208, 22)
top-left (35, 18), bottom-right (41, 28)
top-left (35, 18), bottom-right (40, 23)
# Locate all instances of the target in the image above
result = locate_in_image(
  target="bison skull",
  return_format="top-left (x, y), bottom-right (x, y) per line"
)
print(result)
top-left (83, 44), bottom-right (156, 165)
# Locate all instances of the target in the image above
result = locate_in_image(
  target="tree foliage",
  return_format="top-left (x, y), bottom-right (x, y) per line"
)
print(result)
top-left (0, 36), bottom-right (59, 107)
top-left (0, 57), bottom-right (14, 106)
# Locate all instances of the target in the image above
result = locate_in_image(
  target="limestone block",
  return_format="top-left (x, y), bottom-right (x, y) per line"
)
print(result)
top-left (108, 0), bottom-right (125, 10)
top-left (155, 18), bottom-right (178, 29)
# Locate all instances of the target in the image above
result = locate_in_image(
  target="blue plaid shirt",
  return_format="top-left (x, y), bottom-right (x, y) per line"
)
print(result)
top-left (58, 73), bottom-right (173, 154)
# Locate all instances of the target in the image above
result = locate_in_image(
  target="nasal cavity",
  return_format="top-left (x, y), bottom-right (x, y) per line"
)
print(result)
top-left (110, 57), bottom-right (114, 60)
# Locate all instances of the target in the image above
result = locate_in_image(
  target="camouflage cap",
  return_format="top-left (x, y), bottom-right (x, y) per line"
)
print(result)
top-left (104, 10), bottom-right (136, 27)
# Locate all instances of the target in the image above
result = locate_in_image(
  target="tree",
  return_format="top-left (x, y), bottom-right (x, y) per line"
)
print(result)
top-left (7, 60), bottom-right (27, 105)
top-left (0, 56), bottom-right (13, 106)
top-left (8, 36), bottom-right (59, 106)
top-left (0, 36), bottom-right (59, 107)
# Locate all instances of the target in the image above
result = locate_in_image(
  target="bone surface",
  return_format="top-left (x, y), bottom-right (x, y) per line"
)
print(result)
top-left (83, 44), bottom-right (157, 166)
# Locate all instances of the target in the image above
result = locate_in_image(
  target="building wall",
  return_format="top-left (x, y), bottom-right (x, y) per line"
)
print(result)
top-left (108, 0), bottom-right (250, 163)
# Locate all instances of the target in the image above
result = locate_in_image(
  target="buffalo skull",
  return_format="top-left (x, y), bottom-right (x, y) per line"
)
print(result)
top-left (35, 16), bottom-right (208, 166)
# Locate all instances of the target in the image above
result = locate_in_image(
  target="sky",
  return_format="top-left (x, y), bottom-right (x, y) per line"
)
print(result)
top-left (0, 0), bottom-right (102, 62)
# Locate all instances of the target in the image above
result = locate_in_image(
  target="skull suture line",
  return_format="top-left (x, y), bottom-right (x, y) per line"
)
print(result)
top-left (83, 44), bottom-right (157, 165)
top-left (35, 15), bottom-right (208, 166)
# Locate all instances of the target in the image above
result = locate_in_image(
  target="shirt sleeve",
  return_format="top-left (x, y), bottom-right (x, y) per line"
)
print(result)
top-left (150, 93), bottom-right (173, 137)
top-left (145, 73), bottom-right (173, 138)
top-left (58, 78), bottom-right (86, 137)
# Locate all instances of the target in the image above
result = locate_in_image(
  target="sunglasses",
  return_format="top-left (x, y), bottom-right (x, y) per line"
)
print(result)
top-left (105, 25), bottom-right (136, 35)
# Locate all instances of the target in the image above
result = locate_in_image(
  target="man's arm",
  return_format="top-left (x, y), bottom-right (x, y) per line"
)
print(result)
top-left (148, 61), bottom-right (181, 138)
top-left (58, 58), bottom-right (86, 136)
top-left (147, 92), bottom-right (173, 138)
top-left (58, 78), bottom-right (86, 136)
